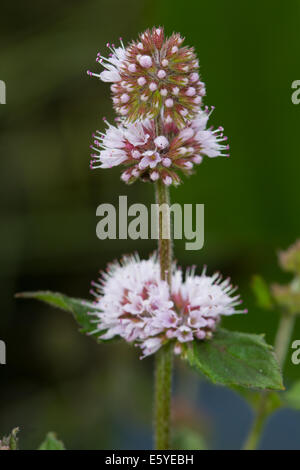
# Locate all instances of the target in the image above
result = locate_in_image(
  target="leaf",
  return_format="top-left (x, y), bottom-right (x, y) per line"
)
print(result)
top-left (283, 381), bottom-right (300, 410)
top-left (187, 328), bottom-right (284, 391)
top-left (15, 291), bottom-right (105, 341)
top-left (38, 432), bottom-right (65, 450)
top-left (8, 428), bottom-right (19, 450)
top-left (251, 275), bottom-right (273, 310)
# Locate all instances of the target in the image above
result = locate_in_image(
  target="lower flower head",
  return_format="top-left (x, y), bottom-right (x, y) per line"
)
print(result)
top-left (90, 108), bottom-right (229, 186)
top-left (89, 254), bottom-right (246, 358)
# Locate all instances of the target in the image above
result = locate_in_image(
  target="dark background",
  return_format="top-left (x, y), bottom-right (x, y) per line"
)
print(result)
top-left (0, 0), bottom-right (300, 449)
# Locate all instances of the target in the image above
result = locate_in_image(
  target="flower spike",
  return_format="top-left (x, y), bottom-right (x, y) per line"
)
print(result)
top-left (88, 27), bottom-right (206, 128)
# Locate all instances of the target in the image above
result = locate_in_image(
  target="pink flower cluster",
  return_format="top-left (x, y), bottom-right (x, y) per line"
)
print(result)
top-left (90, 108), bottom-right (229, 185)
top-left (87, 27), bottom-right (205, 128)
top-left (87, 26), bottom-right (229, 185)
top-left (89, 255), bottom-right (246, 358)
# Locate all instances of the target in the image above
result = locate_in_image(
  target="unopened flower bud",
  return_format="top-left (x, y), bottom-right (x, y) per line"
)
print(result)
top-left (154, 136), bottom-right (169, 149)
top-left (138, 55), bottom-right (153, 68)
top-left (138, 77), bottom-right (147, 86)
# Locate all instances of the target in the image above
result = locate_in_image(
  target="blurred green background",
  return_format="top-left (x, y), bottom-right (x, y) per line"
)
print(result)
top-left (1, 0), bottom-right (300, 450)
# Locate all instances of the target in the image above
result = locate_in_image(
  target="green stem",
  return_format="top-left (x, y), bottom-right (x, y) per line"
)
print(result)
top-left (243, 393), bottom-right (268, 450)
top-left (274, 313), bottom-right (295, 369)
top-left (155, 179), bottom-right (172, 285)
top-left (243, 312), bottom-right (295, 450)
top-left (154, 344), bottom-right (173, 449)
top-left (154, 180), bottom-right (173, 450)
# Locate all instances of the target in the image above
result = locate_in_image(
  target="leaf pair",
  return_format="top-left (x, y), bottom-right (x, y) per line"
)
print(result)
top-left (17, 291), bottom-right (284, 391)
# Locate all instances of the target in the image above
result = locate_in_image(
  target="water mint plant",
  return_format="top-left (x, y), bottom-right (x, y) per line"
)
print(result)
top-left (17, 27), bottom-right (284, 450)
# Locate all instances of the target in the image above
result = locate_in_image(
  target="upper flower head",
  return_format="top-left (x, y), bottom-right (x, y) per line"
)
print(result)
top-left (89, 254), bottom-right (246, 358)
top-left (90, 108), bottom-right (229, 186)
top-left (87, 27), bottom-right (206, 128)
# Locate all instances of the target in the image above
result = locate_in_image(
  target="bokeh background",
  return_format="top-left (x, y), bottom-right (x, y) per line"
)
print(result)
top-left (1, 0), bottom-right (300, 450)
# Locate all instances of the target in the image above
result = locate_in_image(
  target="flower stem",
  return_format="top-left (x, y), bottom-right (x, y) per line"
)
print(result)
top-left (154, 344), bottom-right (173, 449)
top-left (154, 180), bottom-right (173, 450)
top-left (243, 312), bottom-right (295, 450)
top-left (155, 179), bottom-right (172, 285)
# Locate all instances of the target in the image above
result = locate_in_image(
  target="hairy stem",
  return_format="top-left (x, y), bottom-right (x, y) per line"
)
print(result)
top-left (154, 180), bottom-right (173, 450)
top-left (155, 179), bottom-right (172, 285)
top-left (154, 344), bottom-right (173, 449)
top-left (243, 312), bottom-right (295, 450)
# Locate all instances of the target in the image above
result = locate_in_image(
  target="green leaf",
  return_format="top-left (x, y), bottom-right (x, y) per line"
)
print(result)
top-left (283, 380), bottom-right (300, 410)
top-left (251, 275), bottom-right (273, 310)
top-left (16, 291), bottom-right (105, 341)
top-left (38, 432), bottom-right (65, 450)
top-left (187, 328), bottom-right (284, 391)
